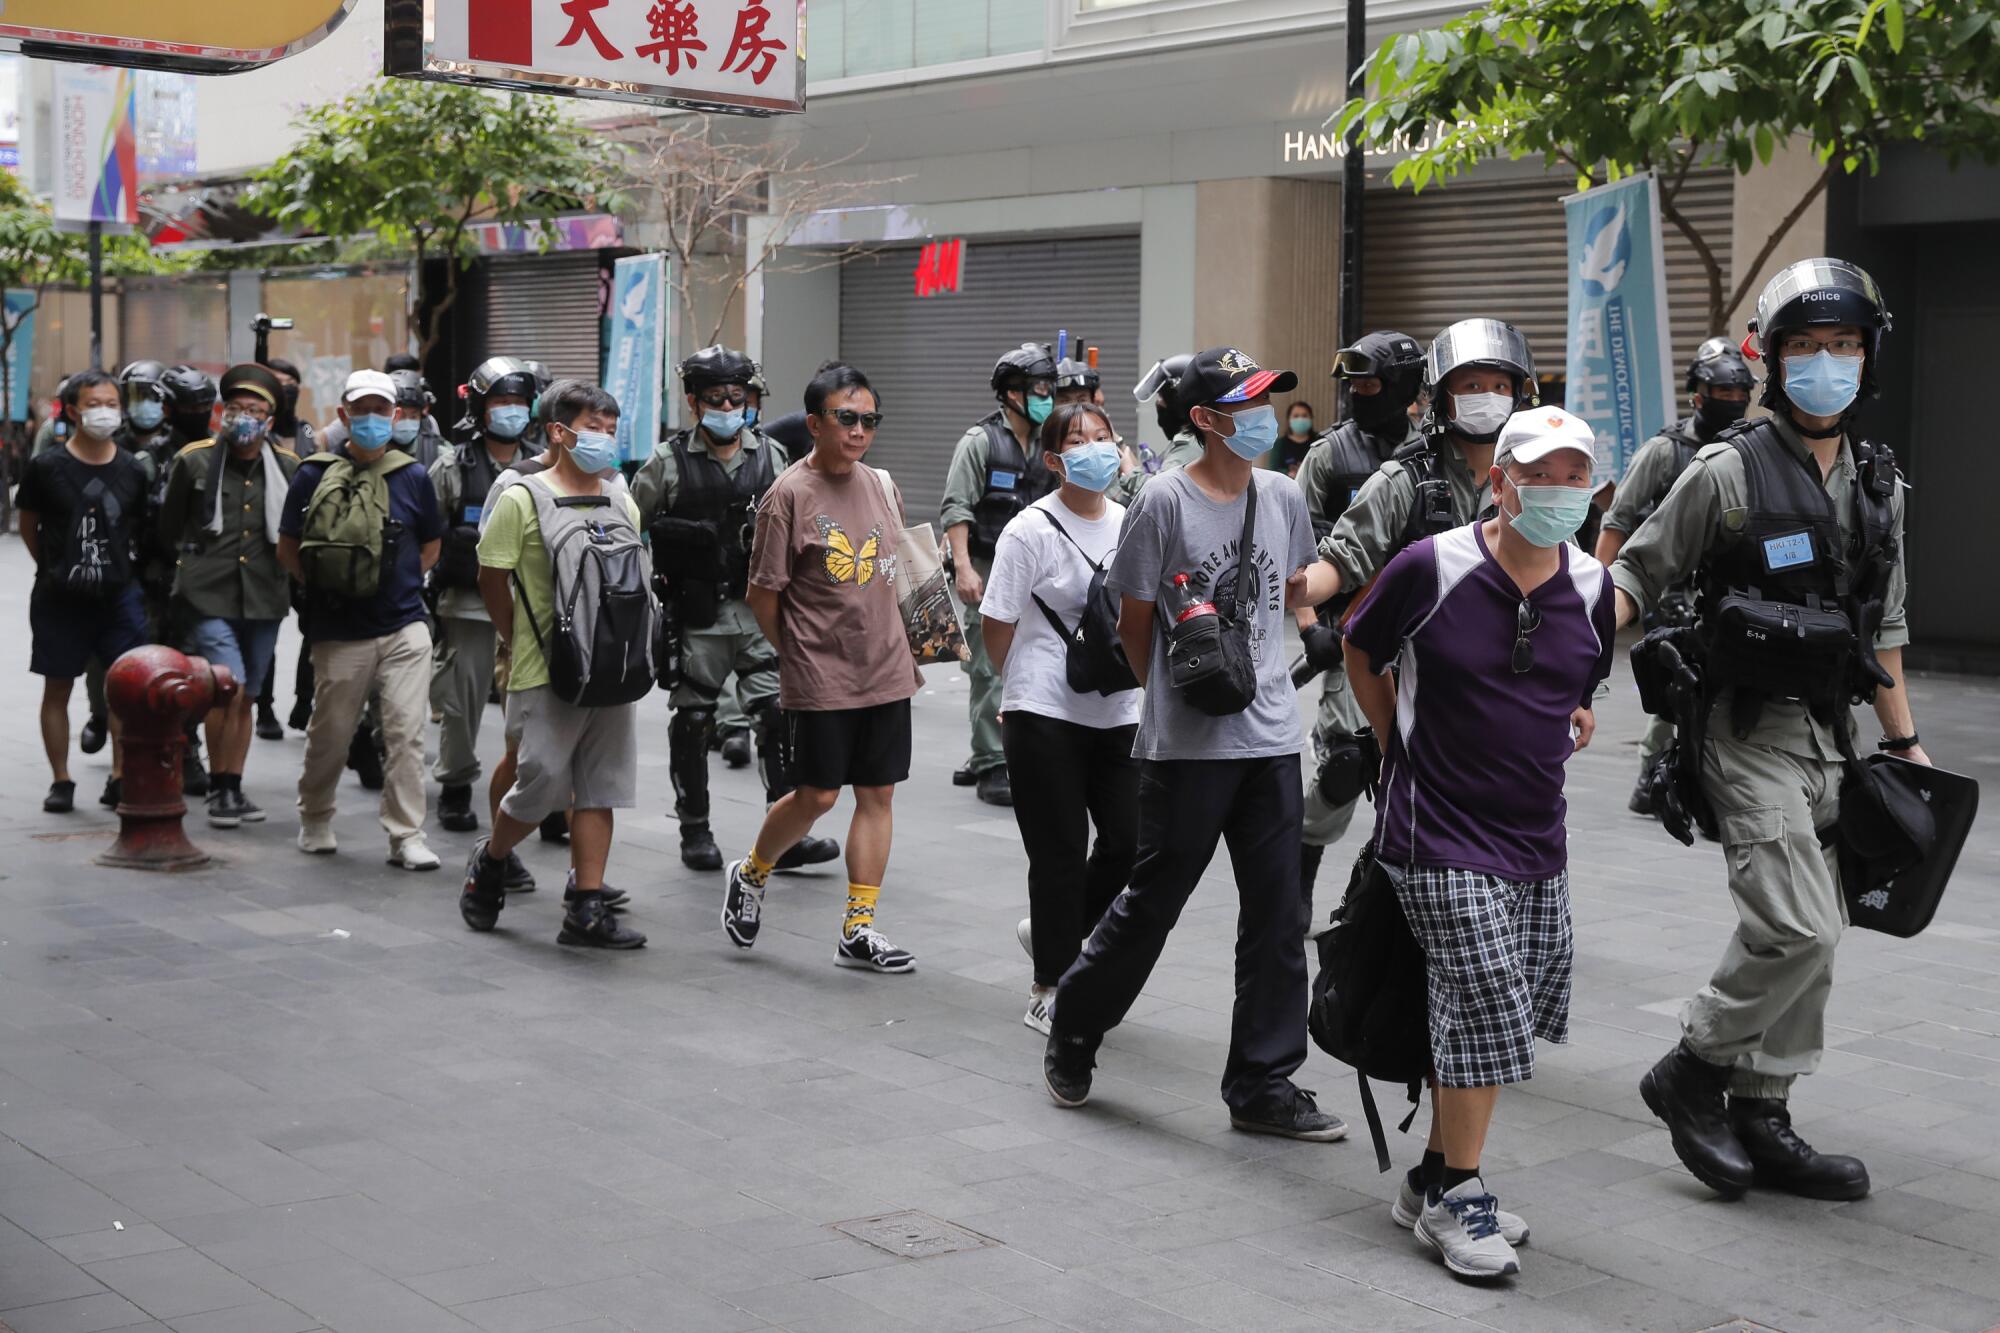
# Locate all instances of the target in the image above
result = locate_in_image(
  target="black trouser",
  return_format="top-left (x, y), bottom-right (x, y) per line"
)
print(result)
top-left (1001, 711), bottom-right (1140, 989)
top-left (1054, 755), bottom-right (1306, 1112)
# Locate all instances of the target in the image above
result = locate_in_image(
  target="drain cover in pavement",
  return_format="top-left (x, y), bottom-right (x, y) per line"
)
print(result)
top-left (834, 1211), bottom-right (996, 1259)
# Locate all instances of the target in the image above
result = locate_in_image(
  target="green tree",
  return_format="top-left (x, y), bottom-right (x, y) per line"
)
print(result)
top-left (248, 80), bottom-right (622, 360)
top-left (1330, 0), bottom-right (2000, 330)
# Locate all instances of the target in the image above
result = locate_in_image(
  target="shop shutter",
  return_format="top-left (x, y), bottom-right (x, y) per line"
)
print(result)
top-left (480, 253), bottom-right (605, 382)
top-left (838, 234), bottom-right (1141, 527)
top-left (1362, 169), bottom-right (1735, 385)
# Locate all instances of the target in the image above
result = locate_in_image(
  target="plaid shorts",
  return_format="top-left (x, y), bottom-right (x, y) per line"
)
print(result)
top-left (1394, 865), bottom-right (1573, 1088)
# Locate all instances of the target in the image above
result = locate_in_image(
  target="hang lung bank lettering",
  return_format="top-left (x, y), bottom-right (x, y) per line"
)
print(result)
top-left (393, 0), bottom-right (805, 116)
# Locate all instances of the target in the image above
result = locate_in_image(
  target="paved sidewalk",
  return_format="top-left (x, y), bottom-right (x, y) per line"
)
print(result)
top-left (2, 536), bottom-right (1999, 1333)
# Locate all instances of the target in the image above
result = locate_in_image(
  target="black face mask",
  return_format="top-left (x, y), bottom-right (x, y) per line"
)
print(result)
top-left (1350, 388), bottom-right (1414, 436)
top-left (1693, 395), bottom-right (1742, 438)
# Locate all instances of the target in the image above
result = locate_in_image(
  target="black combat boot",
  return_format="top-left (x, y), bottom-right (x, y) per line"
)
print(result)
top-left (1639, 1042), bottom-right (1756, 1198)
top-left (670, 708), bottom-right (719, 870)
top-left (1729, 1097), bottom-right (1870, 1200)
top-left (438, 783), bottom-right (478, 833)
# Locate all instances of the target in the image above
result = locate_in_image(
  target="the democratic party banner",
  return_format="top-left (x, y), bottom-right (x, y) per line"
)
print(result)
top-left (1563, 173), bottom-right (1675, 480)
top-left (604, 253), bottom-right (668, 466)
top-left (52, 64), bottom-right (139, 226)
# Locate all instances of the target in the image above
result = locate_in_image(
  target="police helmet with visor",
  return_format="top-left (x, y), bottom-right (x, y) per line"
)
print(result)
top-left (1421, 319), bottom-right (1538, 439)
top-left (1748, 258), bottom-right (1891, 409)
top-left (991, 342), bottom-right (1056, 395)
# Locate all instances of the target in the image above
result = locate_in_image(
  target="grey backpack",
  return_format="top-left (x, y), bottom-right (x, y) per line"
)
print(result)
top-left (512, 480), bottom-right (658, 707)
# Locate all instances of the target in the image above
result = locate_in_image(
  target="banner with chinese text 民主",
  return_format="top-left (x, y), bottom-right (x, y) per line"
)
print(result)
top-left (604, 253), bottom-right (669, 467)
top-left (1562, 173), bottom-right (1675, 481)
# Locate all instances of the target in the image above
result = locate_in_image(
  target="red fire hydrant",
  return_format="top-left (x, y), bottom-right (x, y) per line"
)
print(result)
top-left (99, 645), bottom-right (238, 871)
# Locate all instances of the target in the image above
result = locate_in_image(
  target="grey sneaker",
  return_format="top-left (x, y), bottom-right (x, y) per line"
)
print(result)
top-left (1023, 987), bottom-right (1054, 1036)
top-left (1415, 1177), bottom-right (1520, 1280)
top-left (1392, 1167), bottom-right (1528, 1245)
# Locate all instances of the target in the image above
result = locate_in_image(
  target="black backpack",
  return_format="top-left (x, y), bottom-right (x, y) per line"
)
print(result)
top-left (1308, 844), bottom-right (1432, 1171)
top-left (1027, 507), bottom-right (1139, 697)
top-left (59, 471), bottom-right (137, 600)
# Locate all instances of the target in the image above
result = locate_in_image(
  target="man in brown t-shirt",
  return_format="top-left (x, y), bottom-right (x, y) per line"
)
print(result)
top-left (725, 363), bottom-right (923, 973)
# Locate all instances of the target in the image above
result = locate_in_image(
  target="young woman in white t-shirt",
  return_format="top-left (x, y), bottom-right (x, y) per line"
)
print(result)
top-left (980, 404), bottom-right (1144, 1036)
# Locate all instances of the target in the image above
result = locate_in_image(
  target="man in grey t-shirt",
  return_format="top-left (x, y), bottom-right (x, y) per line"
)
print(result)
top-left (1042, 347), bottom-right (1347, 1144)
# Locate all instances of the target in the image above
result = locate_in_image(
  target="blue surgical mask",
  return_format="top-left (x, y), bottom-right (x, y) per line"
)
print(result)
top-left (1217, 404), bottom-right (1279, 461)
top-left (1025, 393), bottom-right (1053, 426)
top-left (744, 405), bottom-right (759, 428)
top-left (128, 399), bottom-right (165, 430)
top-left (1781, 350), bottom-right (1862, 418)
top-left (348, 414), bottom-right (394, 451)
top-left (566, 428), bottom-right (619, 474)
top-left (487, 404), bottom-right (530, 440)
top-left (391, 417), bottom-right (421, 447)
top-left (1505, 484), bottom-right (1596, 548)
top-left (702, 408), bottom-right (746, 440)
top-left (1058, 441), bottom-right (1120, 494)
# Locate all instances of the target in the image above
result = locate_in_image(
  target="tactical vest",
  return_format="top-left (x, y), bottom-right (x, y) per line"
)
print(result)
top-left (434, 443), bottom-right (508, 590)
top-left (1391, 438), bottom-right (1469, 547)
top-left (1696, 418), bottom-right (1898, 729)
top-left (969, 410), bottom-right (1053, 559)
top-left (1638, 417), bottom-right (1705, 525)
top-left (666, 429), bottom-right (777, 600)
top-left (1309, 421), bottom-right (1397, 540)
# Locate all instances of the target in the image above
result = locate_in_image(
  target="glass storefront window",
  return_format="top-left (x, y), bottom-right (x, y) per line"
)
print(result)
top-left (808, 0), bottom-right (1044, 81)
top-left (259, 268), bottom-right (414, 435)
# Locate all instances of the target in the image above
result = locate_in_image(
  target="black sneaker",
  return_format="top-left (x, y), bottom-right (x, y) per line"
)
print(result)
top-left (99, 775), bottom-right (122, 809)
top-left (236, 791), bottom-right (266, 823)
top-left (558, 892), bottom-right (647, 949)
top-left (775, 835), bottom-right (840, 871)
top-left (43, 780), bottom-right (76, 814)
top-left (721, 731), bottom-right (752, 769)
top-left (438, 784), bottom-right (478, 833)
top-left (680, 821), bottom-right (723, 871)
top-left (502, 851), bottom-right (538, 893)
top-left (722, 859), bottom-right (765, 948)
top-left (539, 812), bottom-right (570, 844)
top-left (459, 839), bottom-right (507, 932)
top-left (255, 704), bottom-right (285, 741)
top-left (207, 788), bottom-right (244, 829)
top-left (564, 871), bottom-right (629, 910)
top-left (1044, 1030), bottom-right (1098, 1108)
top-left (79, 714), bottom-right (108, 755)
top-left (182, 748), bottom-right (209, 797)
top-left (975, 768), bottom-right (1012, 807)
top-left (835, 925), bottom-right (915, 973)
top-left (347, 730), bottom-right (384, 791)
top-left (1230, 1086), bottom-right (1349, 1142)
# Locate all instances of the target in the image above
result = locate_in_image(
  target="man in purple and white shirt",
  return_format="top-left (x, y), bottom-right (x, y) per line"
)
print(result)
top-left (1342, 405), bottom-right (1614, 1282)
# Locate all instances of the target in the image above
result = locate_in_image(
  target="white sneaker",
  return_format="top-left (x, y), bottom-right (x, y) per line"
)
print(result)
top-left (1415, 1177), bottom-right (1520, 1280)
top-left (1016, 917), bottom-right (1034, 960)
top-left (1023, 987), bottom-right (1055, 1036)
top-left (1392, 1168), bottom-right (1528, 1245)
top-left (389, 834), bottom-right (441, 871)
top-left (297, 819), bottom-right (337, 854)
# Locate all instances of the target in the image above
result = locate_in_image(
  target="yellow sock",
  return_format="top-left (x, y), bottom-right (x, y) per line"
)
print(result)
top-left (743, 847), bottom-right (776, 888)
top-left (843, 883), bottom-right (880, 938)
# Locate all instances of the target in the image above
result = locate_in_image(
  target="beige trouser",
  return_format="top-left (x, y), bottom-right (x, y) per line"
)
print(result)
top-left (298, 621), bottom-right (432, 845)
top-left (1681, 732), bottom-right (1846, 1101)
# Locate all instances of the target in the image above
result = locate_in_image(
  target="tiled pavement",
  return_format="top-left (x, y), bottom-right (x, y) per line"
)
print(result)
top-left (3, 537), bottom-right (2000, 1333)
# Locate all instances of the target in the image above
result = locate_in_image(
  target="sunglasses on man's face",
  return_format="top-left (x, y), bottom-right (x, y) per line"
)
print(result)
top-left (1512, 598), bottom-right (1542, 674)
top-left (819, 408), bottom-right (883, 430)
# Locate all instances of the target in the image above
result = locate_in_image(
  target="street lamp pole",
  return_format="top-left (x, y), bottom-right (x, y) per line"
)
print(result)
top-left (1338, 0), bottom-right (1366, 348)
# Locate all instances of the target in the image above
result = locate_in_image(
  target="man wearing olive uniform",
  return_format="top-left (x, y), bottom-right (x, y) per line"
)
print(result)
top-left (1291, 332), bottom-right (1426, 918)
top-left (636, 346), bottom-right (840, 872)
top-left (1620, 259), bottom-right (1924, 1204)
top-left (1597, 338), bottom-right (1756, 816)
top-left (940, 343), bottom-right (1062, 807)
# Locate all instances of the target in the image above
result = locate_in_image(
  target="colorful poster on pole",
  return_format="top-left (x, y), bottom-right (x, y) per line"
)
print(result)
top-left (4, 290), bottom-right (33, 422)
top-left (604, 254), bottom-right (668, 466)
top-left (53, 65), bottom-right (139, 225)
top-left (1562, 173), bottom-right (1674, 480)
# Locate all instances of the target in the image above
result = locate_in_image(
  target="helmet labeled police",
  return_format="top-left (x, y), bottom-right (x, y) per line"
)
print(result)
top-left (991, 342), bottom-right (1056, 395)
top-left (679, 344), bottom-right (755, 394)
top-left (1422, 319), bottom-right (1537, 441)
top-left (1748, 258), bottom-right (1891, 410)
top-left (1686, 336), bottom-right (1754, 394)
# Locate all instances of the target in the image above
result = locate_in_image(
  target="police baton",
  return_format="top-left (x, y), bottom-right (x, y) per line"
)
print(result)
top-left (1291, 653), bottom-right (1321, 690)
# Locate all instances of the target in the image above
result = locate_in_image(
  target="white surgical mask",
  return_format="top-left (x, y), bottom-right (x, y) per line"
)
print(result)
top-left (79, 406), bottom-right (123, 440)
top-left (1449, 391), bottom-right (1514, 439)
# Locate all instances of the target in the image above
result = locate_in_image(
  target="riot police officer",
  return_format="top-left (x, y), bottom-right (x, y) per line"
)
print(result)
top-left (429, 357), bottom-right (542, 834)
top-left (164, 364), bottom-right (218, 457)
top-left (263, 358), bottom-right (319, 459)
top-left (1616, 259), bottom-right (1922, 1203)
top-left (635, 345), bottom-right (839, 872)
top-left (940, 342), bottom-right (1062, 806)
top-left (1290, 331), bottom-right (1425, 918)
top-left (1112, 353), bottom-right (1200, 505)
top-left (1596, 338), bottom-right (1756, 816)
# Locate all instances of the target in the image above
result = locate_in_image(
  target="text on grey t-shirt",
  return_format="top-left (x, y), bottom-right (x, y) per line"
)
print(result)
top-left (1107, 466), bottom-right (1317, 761)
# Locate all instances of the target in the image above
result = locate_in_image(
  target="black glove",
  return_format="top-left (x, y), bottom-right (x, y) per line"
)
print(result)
top-left (1300, 622), bottom-right (1343, 672)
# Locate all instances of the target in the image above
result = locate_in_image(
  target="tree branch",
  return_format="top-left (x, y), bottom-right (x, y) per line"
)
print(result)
top-left (1721, 160), bottom-right (1836, 326)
